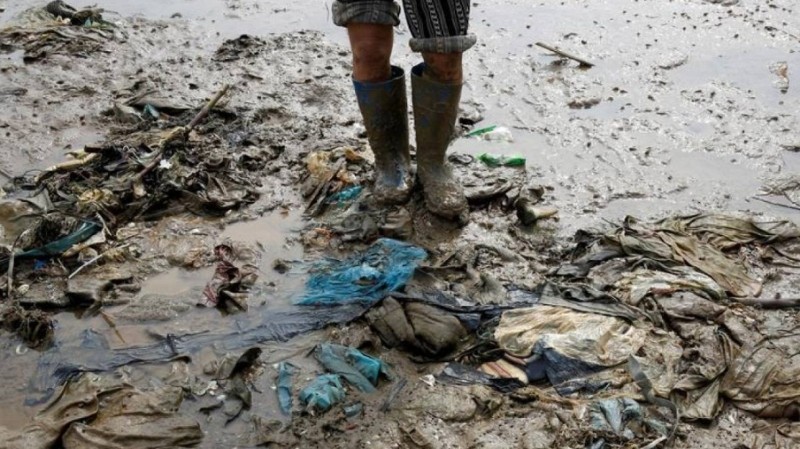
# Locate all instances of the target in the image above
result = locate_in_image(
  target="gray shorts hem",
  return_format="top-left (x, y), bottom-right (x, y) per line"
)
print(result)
top-left (409, 34), bottom-right (477, 53)
top-left (332, 0), bottom-right (401, 27)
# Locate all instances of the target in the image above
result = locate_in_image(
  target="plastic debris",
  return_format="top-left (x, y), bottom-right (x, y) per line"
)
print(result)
top-left (202, 244), bottom-right (258, 313)
top-left (314, 343), bottom-right (390, 393)
top-left (516, 199), bottom-right (558, 225)
top-left (296, 238), bottom-right (427, 305)
top-left (465, 125), bottom-right (514, 142)
top-left (487, 305), bottom-right (646, 386)
top-left (1, 220), bottom-right (101, 269)
top-left (481, 126), bottom-right (514, 142)
top-left (477, 153), bottom-right (526, 167)
top-left (344, 402), bottom-right (364, 419)
top-left (299, 374), bottom-right (346, 412)
top-left (0, 374), bottom-right (203, 448)
top-left (326, 185), bottom-right (363, 204)
top-left (276, 362), bottom-right (295, 416)
top-left (143, 104), bottom-right (160, 120)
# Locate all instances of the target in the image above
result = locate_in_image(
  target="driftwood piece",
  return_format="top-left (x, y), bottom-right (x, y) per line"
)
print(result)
top-left (535, 42), bottom-right (594, 68)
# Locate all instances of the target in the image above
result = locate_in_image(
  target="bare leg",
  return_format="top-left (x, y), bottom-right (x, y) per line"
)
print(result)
top-left (348, 23), bottom-right (393, 82)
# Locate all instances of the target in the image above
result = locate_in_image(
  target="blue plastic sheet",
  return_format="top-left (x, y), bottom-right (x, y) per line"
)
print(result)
top-left (296, 238), bottom-right (427, 306)
top-left (299, 374), bottom-right (346, 412)
top-left (315, 343), bottom-right (390, 393)
top-left (277, 362), bottom-right (295, 416)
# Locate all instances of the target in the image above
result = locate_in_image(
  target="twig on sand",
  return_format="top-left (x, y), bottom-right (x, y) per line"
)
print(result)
top-left (187, 84), bottom-right (231, 133)
top-left (750, 195), bottom-right (800, 212)
top-left (535, 42), bottom-right (594, 68)
top-left (68, 243), bottom-right (131, 279)
top-left (733, 296), bottom-right (800, 309)
top-left (100, 311), bottom-right (126, 344)
top-left (131, 84), bottom-right (232, 183)
top-left (304, 158), bottom-right (346, 217)
top-left (6, 230), bottom-right (29, 298)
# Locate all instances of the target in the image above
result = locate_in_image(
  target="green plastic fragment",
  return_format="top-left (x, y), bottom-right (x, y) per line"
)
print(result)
top-left (478, 153), bottom-right (526, 167)
top-left (464, 125), bottom-right (497, 138)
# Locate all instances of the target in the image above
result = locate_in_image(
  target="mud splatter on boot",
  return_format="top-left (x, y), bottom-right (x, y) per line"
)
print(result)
top-left (353, 66), bottom-right (412, 205)
top-left (411, 63), bottom-right (468, 222)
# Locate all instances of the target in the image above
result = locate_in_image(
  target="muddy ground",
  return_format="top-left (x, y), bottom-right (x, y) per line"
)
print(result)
top-left (0, 0), bottom-right (799, 448)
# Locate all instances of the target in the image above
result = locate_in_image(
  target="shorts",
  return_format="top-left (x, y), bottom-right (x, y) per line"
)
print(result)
top-left (332, 0), bottom-right (477, 53)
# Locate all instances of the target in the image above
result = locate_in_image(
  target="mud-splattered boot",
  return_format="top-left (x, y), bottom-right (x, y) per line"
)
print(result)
top-left (411, 63), bottom-right (468, 222)
top-left (353, 66), bottom-right (412, 205)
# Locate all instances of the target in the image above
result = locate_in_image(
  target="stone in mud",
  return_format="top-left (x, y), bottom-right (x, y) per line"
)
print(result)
top-left (114, 292), bottom-right (196, 322)
top-left (656, 51), bottom-right (689, 70)
top-left (399, 383), bottom-right (478, 422)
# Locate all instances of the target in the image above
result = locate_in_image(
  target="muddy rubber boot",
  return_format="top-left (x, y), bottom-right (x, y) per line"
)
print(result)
top-left (353, 66), bottom-right (412, 205)
top-left (411, 63), bottom-right (468, 221)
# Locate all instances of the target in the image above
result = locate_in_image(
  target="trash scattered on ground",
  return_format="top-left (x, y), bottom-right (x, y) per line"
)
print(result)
top-left (28, 303), bottom-right (370, 403)
top-left (296, 238), bottom-right (427, 305)
top-left (202, 244), bottom-right (258, 313)
top-left (0, 303), bottom-right (54, 349)
top-left (10, 85), bottom-right (257, 229)
top-left (486, 305), bottom-right (647, 386)
top-left (207, 347), bottom-right (263, 423)
top-left (299, 343), bottom-right (390, 414)
top-left (0, 1), bottom-right (117, 62)
top-left (2, 3), bottom-right (799, 445)
top-left (315, 343), bottom-right (391, 393)
top-left (0, 373), bottom-right (203, 448)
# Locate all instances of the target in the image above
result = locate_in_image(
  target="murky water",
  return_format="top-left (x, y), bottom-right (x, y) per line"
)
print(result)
top-left (1, 0), bottom-right (799, 444)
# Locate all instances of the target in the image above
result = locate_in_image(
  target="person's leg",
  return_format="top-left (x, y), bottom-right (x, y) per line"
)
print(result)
top-left (421, 52), bottom-right (463, 83)
top-left (333, 0), bottom-right (412, 204)
top-left (402, 0), bottom-right (476, 222)
top-left (348, 23), bottom-right (393, 82)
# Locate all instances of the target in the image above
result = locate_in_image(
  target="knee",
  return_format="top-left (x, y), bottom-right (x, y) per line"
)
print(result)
top-left (349, 24), bottom-right (393, 82)
top-left (422, 52), bottom-right (463, 83)
top-left (352, 41), bottom-right (391, 73)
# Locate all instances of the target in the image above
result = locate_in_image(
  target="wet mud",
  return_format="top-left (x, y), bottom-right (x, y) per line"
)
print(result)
top-left (1, 0), bottom-right (799, 448)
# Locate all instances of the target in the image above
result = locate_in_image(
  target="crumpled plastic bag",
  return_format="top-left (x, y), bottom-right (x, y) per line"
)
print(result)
top-left (721, 335), bottom-right (800, 419)
top-left (314, 343), bottom-right (390, 393)
top-left (297, 238), bottom-right (426, 305)
top-left (558, 214), bottom-right (800, 298)
top-left (493, 305), bottom-right (647, 385)
top-left (0, 373), bottom-right (202, 449)
top-left (299, 374), bottom-right (346, 412)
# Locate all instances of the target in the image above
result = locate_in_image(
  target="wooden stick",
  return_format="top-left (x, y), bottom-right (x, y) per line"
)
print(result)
top-left (131, 84), bottom-right (232, 183)
top-left (733, 296), bottom-right (800, 309)
top-left (187, 84), bottom-right (231, 133)
top-left (68, 243), bottom-right (131, 279)
top-left (304, 158), bottom-right (346, 216)
top-left (750, 195), bottom-right (800, 212)
top-left (535, 42), bottom-right (594, 68)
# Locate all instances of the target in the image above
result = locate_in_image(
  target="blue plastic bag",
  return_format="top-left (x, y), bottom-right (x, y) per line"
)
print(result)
top-left (297, 238), bottom-right (427, 306)
top-left (315, 344), bottom-right (391, 393)
top-left (299, 374), bottom-right (346, 412)
top-left (276, 362), bottom-right (295, 416)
